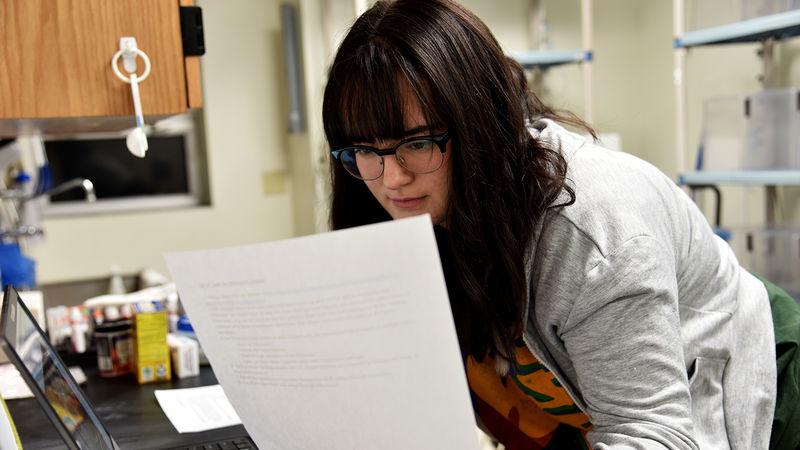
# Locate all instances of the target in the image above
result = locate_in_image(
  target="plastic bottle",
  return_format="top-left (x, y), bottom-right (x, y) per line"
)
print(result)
top-left (175, 315), bottom-right (208, 365)
top-left (69, 306), bottom-right (88, 353)
top-left (92, 308), bottom-right (104, 326)
top-left (119, 304), bottom-right (134, 319)
top-left (108, 265), bottom-right (126, 295)
top-left (139, 268), bottom-right (170, 289)
top-left (104, 305), bottom-right (120, 322)
top-left (166, 292), bottom-right (179, 333)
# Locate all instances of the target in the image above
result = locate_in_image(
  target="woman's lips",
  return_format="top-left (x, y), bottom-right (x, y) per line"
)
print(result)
top-left (390, 196), bottom-right (425, 209)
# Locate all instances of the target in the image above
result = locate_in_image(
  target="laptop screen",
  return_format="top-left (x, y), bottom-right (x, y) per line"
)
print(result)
top-left (0, 287), bottom-right (116, 449)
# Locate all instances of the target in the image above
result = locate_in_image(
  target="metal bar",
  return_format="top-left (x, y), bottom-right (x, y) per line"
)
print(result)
top-left (677, 170), bottom-right (800, 186)
top-left (679, 10), bottom-right (800, 48)
top-left (581, 0), bottom-right (593, 124)
top-left (674, 0), bottom-right (688, 176)
top-left (510, 49), bottom-right (588, 68)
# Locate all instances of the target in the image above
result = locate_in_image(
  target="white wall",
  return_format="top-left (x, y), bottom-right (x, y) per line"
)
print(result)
top-left (30, 0), bottom-right (295, 283)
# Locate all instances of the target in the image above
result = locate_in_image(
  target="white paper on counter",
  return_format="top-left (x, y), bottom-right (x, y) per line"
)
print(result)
top-left (164, 215), bottom-right (479, 450)
top-left (0, 395), bottom-right (20, 449)
top-left (154, 384), bottom-right (242, 433)
top-left (0, 364), bottom-right (87, 400)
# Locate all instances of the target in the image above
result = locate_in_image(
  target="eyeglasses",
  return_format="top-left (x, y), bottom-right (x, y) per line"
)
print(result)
top-left (330, 131), bottom-right (450, 181)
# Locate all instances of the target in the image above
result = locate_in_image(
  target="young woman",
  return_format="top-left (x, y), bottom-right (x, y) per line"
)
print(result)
top-left (322, 1), bottom-right (785, 448)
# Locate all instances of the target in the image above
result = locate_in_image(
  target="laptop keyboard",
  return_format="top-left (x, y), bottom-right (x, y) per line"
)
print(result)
top-left (166, 436), bottom-right (257, 450)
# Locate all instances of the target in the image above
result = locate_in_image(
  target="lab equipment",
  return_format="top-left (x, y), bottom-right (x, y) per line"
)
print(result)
top-left (0, 136), bottom-right (95, 251)
top-left (0, 173), bottom-right (95, 239)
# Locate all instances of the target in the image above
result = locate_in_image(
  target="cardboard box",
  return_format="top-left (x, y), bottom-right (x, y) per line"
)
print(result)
top-left (132, 310), bottom-right (171, 383)
top-left (167, 333), bottom-right (200, 379)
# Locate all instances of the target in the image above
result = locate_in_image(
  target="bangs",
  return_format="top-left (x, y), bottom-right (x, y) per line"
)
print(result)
top-left (323, 42), bottom-right (445, 148)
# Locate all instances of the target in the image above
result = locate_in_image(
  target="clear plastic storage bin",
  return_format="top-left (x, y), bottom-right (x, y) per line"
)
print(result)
top-left (745, 88), bottom-right (800, 170)
top-left (729, 227), bottom-right (800, 299)
top-left (698, 88), bottom-right (800, 171)
top-left (689, 0), bottom-right (743, 31)
top-left (689, 0), bottom-right (799, 31)
top-left (697, 95), bottom-right (746, 171)
top-left (741, 0), bottom-right (799, 21)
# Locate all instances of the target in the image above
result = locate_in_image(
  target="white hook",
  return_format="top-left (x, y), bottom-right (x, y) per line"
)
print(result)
top-left (121, 37), bottom-right (138, 73)
top-left (111, 38), bottom-right (151, 83)
top-left (111, 37), bottom-right (151, 158)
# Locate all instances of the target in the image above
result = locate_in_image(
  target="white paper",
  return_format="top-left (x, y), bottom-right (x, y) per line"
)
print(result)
top-left (164, 215), bottom-right (478, 450)
top-left (0, 364), bottom-right (86, 400)
top-left (0, 396), bottom-right (20, 449)
top-left (0, 364), bottom-right (32, 400)
top-left (154, 385), bottom-right (242, 433)
top-left (0, 291), bottom-right (44, 365)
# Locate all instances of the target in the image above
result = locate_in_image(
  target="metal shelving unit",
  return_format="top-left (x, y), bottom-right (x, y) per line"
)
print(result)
top-left (674, 5), bottom-right (800, 223)
top-left (509, 49), bottom-right (592, 70)
top-left (673, 3), bottom-right (800, 179)
top-left (677, 170), bottom-right (800, 186)
top-left (673, 3), bottom-right (800, 297)
top-left (676, 9), bottom-right (800, 48)
top-left (511, 0), bottom-right (594, 123)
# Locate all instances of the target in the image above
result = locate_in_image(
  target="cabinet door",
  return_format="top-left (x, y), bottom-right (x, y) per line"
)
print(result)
top-left (0, 0), bottom-right (199, 120)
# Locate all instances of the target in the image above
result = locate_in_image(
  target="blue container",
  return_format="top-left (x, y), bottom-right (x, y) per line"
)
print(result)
top-left (0, 243), bottom-right (36, 289)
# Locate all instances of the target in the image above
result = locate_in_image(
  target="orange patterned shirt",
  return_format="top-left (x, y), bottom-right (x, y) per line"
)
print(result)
top-left (466, 338), bottom-right (592, 450)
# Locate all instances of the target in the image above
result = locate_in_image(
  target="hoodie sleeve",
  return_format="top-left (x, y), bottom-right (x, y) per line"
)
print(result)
top-left (560, 235), bottom-right (700, 450)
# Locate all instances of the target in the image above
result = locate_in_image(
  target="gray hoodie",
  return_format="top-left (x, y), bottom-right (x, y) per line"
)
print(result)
top-left (521, 119), bottom-right (776, 449)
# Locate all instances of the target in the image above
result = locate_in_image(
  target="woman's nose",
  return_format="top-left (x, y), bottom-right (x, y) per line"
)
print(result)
top-left (381, 155), bottom-right (413, 188)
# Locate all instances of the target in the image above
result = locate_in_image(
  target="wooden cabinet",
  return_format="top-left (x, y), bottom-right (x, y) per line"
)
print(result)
top-left (0, 0), bottom-right (202, 130)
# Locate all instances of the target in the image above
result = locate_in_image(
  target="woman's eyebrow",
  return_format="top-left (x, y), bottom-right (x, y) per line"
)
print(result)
top-left (402, 125), bottom-right (431, 137)
top-left (349, 125), bottom-right (432, 146)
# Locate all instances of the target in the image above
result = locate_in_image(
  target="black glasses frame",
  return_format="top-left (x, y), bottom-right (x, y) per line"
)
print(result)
top-left (330, 131), bottom-right (451, 181)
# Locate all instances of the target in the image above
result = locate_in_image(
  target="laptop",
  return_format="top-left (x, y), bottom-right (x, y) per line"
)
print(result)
top-left (0, 285), bottom-right (257, 450)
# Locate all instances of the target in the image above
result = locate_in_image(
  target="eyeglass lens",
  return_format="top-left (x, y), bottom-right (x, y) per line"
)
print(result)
top-left (342, 138), bottom-right (443, 180)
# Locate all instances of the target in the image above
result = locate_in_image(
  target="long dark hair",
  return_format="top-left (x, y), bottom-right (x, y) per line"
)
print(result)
top-left (322, 0), bottom-right (592, 363)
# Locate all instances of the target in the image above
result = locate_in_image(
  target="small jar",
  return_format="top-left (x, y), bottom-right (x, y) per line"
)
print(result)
top-left (94, 320), bottom-right (133, 377)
